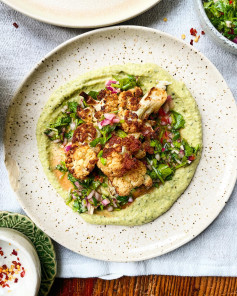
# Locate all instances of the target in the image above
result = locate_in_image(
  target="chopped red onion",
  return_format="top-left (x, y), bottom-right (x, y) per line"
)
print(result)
top-left (105, 80), bottom-right (118, 87)
top-left (112, 118), bottom-right (120, 123)
top-left (48, 131), bottom-right (55, 137)
top-left (128, 197), bottom-right (133, 203)
top-left (104, 113), bottom-right (116, 120)
top-left (74, 181), bottom-right (83, 190)
top-left (147, 164), bottom-right (152, 170)
top-left (70, 122), bottom-right (76, 130)
top-left (179, 150), bottom-right (185, 158)
top-left (163, 103), bottom-right (169, 114)
top-left (101, 198), bottom-right (110, 206)
top-left (87, 190), bottom-right (95, 200)
top-left (63, 138), bottom-right (67, 146)
top-left (100, 118), bottom-right (111, 127)
top-left (176, 159), bottom-right (181, 164)
top-left (87, 203), bottom-right (94, 215)
top-left (94, 191), bottom-right (102, 201)
top-left (187, 160), bottom-right (192, 164)
top-left (155, 154), bottom-right (160, 161)
top-left (107, 206), bottom-right (113, 212)
top-left (72, 194), bottom-right (77, 200)
top-left (64, 144), bottom-right (72, 152)
top-left (171, 143), bottom-right (174, 148)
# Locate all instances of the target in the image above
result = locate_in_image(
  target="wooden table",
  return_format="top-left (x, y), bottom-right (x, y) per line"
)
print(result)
top-left (49, 276), bottom-right (237, 295)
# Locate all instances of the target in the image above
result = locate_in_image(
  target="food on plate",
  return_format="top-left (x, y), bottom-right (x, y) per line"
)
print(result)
top-left (36, 63), bottom-right (202, 226)
top-left (204, 0), bottom-right (237, 43)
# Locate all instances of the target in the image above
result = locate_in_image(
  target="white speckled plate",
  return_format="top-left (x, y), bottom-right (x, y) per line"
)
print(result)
top-left (2, 0), bottom-right (161, 28)
top-left (4, 26), bottom-right (237, 262)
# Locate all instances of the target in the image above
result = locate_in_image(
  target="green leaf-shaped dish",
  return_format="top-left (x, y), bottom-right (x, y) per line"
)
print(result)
top-left (0, 211), bottom-right (56, 296)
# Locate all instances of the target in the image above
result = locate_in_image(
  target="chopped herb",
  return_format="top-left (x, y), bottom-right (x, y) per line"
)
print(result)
top-left (171, 111), bottom-right (185, 130)
top-left (204, 0), bottom-right (237, 42)
top-left (56, 161), bottom-right (68, 173)
top-left (68, 101), bottom-right (78, 113)
top-left (88, 91), bottom-right (99, 100)
top-left (116, 129), bottom-right (127, 138)
top-left (100, 157), bottom-right (107, 165)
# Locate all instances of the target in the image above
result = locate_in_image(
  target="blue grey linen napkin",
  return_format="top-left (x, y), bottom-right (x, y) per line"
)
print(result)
top-left (0, 0), bottom-right (236, 278)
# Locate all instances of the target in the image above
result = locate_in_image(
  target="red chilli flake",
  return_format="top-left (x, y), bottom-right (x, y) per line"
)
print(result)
top-left (14, 278), bottom-right (18, 283)
top-left (13, 22), bottom-right (19, 28)
top-left (190, 39), bottom-right (194, 46)
top-left (201, 30), bottom-right (205, 35)
top-left (20, 270), bottom-right (25, 278)
top-left (11, 249), bottom-right (18, 256)
top-left (190, 28), bottom-right (197, 36)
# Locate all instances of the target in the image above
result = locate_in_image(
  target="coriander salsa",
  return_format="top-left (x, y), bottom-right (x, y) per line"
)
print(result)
top-left (36, 63), bottom-right (202, 226)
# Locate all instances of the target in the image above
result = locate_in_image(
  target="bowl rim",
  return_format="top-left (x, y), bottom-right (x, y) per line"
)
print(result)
top-left (196, 0), bottom-right (237, 50)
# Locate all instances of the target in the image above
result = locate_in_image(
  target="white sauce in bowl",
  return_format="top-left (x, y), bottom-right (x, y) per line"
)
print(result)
top-left (0, 228), bottom-right (41, 296)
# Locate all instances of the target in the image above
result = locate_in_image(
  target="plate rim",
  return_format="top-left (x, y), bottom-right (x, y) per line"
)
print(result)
top-left (4, 25), bottom-right (237, 262)
top-left (2, 0), bottom-right (162, 28)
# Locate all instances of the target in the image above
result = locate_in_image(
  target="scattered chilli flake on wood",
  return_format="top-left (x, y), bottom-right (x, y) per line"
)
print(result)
top-left (13, 22), bottom-right (19, 28)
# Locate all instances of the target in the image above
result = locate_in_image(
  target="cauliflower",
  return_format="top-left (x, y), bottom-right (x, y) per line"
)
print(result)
top-left (118, 87), bottom-right (143, 112)
top-left (118, 87), bottom-right (143, 133)
top-left (72, 123), bottom-right (98, 144)
top-left (97, 135), bottom-right (142, 178)
top-left (77, 106), bottom-right (95, 123)
top-left (66, 144), bottom-right (99, 180)
top-left (66, 123), bottom-right (101, 180)
top-left (135, 82), bottom-right (168, 120)
top-left (94, 89), bottom-right (119, 119)
top-left (111, 160), bottom-right (152, 196)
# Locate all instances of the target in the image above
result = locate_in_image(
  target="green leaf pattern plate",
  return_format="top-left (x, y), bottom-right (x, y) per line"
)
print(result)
top-left (0, 211), bottom-right (56, 296)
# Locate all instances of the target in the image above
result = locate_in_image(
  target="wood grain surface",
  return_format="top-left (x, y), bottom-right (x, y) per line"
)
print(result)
top-left (49, 276), bottom-right (237, 296)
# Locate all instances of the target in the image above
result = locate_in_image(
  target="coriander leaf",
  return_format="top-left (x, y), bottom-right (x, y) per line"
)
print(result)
top-left (171, 111), bottom-right (185, 130)
top-left (56, 161), bottom-right (68, 172)
top-left (88, 91), bottom-right (99, 100)
top-left (117, 196), bottom-right (129, 205)
top-left (90, 138), bottom-right (102, 147)
top-left (116, 129), bottom-right (127, 138)
top-left (100, 157), bottom-right (107, 165)
top-left (50, 115), bottom-right (71, 128)
top-left (65, 130), bottom-right (73, 139)
top-left (158, 164), bottom-right (173, 179)
top-left (68, 101), bottom-right (78, 113)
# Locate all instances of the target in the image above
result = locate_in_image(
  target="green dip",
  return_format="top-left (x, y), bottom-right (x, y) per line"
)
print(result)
top-left (36, 63), bottom-right (202, 226)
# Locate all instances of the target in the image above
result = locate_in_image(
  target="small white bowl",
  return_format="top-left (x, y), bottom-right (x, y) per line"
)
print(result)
top-left (194, 0), bottom-right (237, 55)
top-left (0, 228), bottom-right (41, 296)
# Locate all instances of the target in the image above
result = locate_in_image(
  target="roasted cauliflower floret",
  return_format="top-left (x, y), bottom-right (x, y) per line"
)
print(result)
top-left (97, 135), bottom-right (142, 178)
top-left (118, 87), bottom-right (143, 133)
top-left (66, 123), bottom-right (101, 180)
top-left (65, 144), bottom-right (98, 180)
top-left (77, 106), bottom-right (95, 123)
top-left (94, 89), bottom-right (119, 119)
top-left (72, 123), bottom-right (98, 144)
top-left (136, 83), bottom-right (168, 120)
top-left (118, 87), bottom-right (143, 112)
top-left (111, 160), bottom-right (152, 196)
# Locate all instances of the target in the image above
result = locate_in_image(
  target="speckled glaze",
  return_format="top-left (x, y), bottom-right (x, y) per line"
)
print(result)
top-left (4, 26), bottom-right (237, 262)
top-left (194, 0), bottom-right (237, 55)
top-left (2, 0), bottom-right (161, 28)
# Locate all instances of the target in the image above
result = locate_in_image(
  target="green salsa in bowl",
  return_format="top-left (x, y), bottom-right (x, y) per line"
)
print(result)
top-left (194, 0), bottom-right (237, 54)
